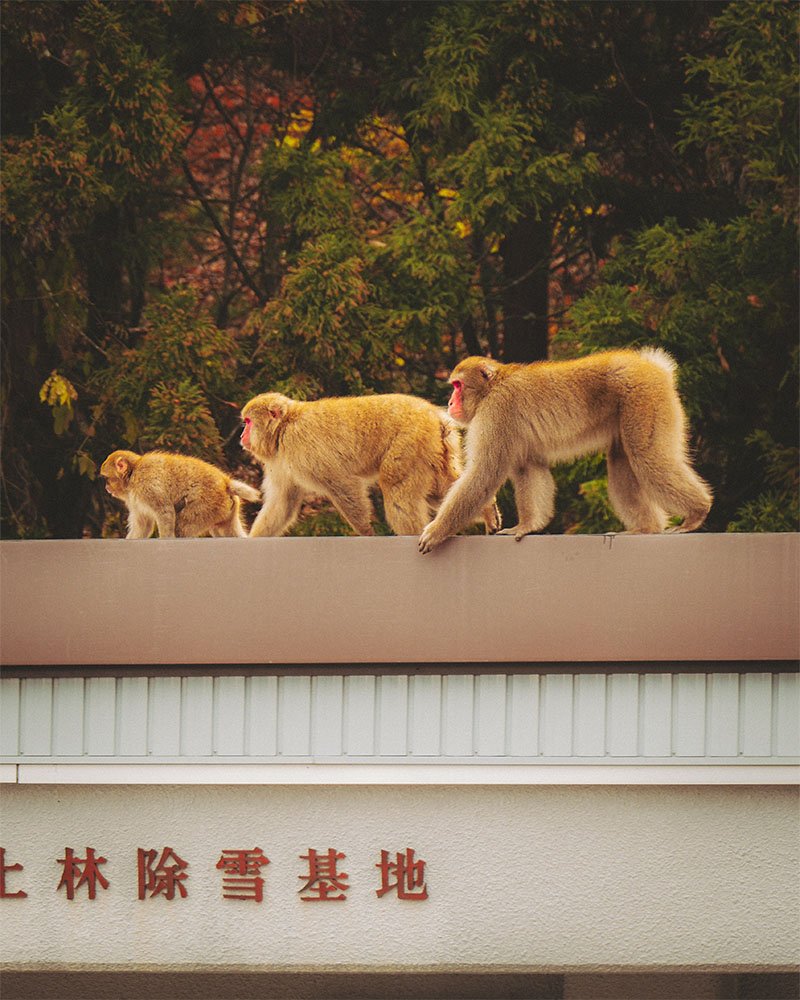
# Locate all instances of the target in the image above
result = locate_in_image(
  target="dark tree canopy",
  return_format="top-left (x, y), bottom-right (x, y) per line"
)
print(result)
top-left (1, 0), bottom-right (796, 538)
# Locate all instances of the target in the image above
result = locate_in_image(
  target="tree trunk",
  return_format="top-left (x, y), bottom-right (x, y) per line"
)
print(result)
top-left (85, 204), bottom-right (124, 341)
top-left (499, 213), bottom-right (552, 362)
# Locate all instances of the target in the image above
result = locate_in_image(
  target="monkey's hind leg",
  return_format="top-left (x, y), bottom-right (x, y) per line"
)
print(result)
top-left (380, 476), bottom-right (431, 535)
top-left (211, 497), bottom-right (248, 537)
top-left (607, 442), bottom-right (667, 534)
top-left (657, 463), bottom-right (713, 532)
top-left (497, 465), bottom-right (555, 540)
top-left (325, 478), bottom-right (376, 536)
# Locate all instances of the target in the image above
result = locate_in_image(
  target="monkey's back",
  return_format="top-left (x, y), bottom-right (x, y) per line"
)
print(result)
top-left (286, 394), bottom-right (453, 477)
top-left (130, 452), bottom-right (234, 522)
top-left (487, 350), bottom-right (680, 463)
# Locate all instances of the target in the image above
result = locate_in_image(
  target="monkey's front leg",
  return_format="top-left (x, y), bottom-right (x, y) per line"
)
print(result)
top-left (418, 469), bottom-right (502, 553)
top-left (250, 480), bottom-right (304, 537)
top-left (126, 510), bottom-right (155, 539)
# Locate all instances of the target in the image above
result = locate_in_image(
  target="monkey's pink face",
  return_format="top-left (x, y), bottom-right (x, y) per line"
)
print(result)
top-left (448, 379), bottom-right (465, 422)
top-left (240, 415), bottom-right (252, 449)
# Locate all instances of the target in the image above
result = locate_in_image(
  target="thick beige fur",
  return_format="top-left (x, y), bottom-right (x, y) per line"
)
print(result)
top-left (418, 349), bottom-right (713, 552)
top-left (240, 391), bottom-right (500, 537)
top-left (100, 449), bottom-right (261, 538)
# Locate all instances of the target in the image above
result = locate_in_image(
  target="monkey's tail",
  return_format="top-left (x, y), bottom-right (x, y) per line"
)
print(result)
top-left (229, 479), bottom-right (262, 504)
top-left (639, 346), bottom-right (677, 378)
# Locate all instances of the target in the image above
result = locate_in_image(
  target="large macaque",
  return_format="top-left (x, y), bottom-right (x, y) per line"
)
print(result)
top-left (100, 450), bottom-right (261, 538)
top-left (240, 392), bottom-right (500, 537)
top-left (418, 349), bottom-right (713, 553)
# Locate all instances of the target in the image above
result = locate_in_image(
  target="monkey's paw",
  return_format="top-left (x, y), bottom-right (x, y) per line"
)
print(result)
top-left (418, 522), bottom-right (446, 554)
top-left (497, 526), bottom-right (531, 542)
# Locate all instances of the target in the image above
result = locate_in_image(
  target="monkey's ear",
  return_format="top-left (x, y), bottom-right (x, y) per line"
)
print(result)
top-left (268, 405), bottom-right (284, 420)
top-left (480, 363), bottom-right (497, 381)
top-left (114, 457), bottom-right (129, 475)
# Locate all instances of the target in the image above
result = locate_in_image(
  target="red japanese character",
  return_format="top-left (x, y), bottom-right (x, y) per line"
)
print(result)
top-left (216, 848), bottom-right (270, 902)
top-left (0, 848), bottom-right (27, 899)
top-left (57, 847), bottom-right (109, 900)
top-left (298, 848), bottom-right (348, 901)
top-left (375, 848), bottom-right (428, 900)
top-left (137, 847), bottom-right (188, 900)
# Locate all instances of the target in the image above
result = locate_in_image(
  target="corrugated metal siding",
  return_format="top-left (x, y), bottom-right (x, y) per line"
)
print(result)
top-left (1, 672), bottom-right (797, 763)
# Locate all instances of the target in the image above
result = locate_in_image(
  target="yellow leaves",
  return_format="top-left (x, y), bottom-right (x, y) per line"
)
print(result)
top-left (281, 106), bottom-right (314, 148)
top-left (39, 370), bottom-right (78, 436)
top-left (39, 370), bottom-right (77, 408)
top-left (454, 219), bottom-right (472, 239)
top-left (74, 451), bottom-right (96, 480)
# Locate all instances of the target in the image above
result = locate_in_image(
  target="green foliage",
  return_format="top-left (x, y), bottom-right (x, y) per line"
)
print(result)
top-left (679, 0), bottom-right (798, 215)
top-left (2, 0), bottom-right (796, 539)
top-left (94, 288), bottom-right (242, 465)
top-left (1, 105), bottom-right (110, 248)
top-left (563, 1), bottom-right (798, 532)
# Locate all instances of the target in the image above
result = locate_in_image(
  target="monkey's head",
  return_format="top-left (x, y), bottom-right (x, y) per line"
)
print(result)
top-left (100, 449), bottom-right (140, 499)
top-left (448, 357), bottom-right (500, 423)
top-left (241, 393), bottom-right (295, 460)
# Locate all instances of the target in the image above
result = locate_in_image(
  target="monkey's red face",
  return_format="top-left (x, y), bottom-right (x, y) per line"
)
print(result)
top-left (448, 380), bottom-right (464, 421)
top-left (241, 415), bottom-right (252, 449)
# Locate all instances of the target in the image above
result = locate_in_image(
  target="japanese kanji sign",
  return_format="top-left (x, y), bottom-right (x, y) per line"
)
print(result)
top-left (1, 845), bottom-right (429, 905)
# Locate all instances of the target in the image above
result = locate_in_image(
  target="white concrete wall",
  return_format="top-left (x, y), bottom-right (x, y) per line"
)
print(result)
top-left (2, 783), bottom-right (797, 973)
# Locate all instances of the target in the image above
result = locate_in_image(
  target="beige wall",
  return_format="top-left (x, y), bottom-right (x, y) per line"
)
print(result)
top-left (2, 534), bottom-right (798, 665)
top-left (2, 783), bottom-right (797, 973)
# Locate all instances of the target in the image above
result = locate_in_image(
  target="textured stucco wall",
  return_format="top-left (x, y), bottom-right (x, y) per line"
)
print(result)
top-left (1, 783), bottom-right (797, 972)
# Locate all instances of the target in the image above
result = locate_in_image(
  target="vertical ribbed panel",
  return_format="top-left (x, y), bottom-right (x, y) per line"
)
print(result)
top-left (541, 674), bottom-right (573, 756)
top-left (640, 674), bottom-right (671, 757)
top-left (442, 675), bottom-right (473, 756)
top-left (311, 675), bottom-right (343, 756)
top-left (507, 674), bottom-right (538, 756)
top-left (181, 676), bottom-right (213, 757)
top-left (214, 677), bottom-right (246, 755)
top-left (607, 674), bottom-right (638, 757)
top-left (117, 677), bottom-right (148, 755)
top-left (0, 678), bottom-right (20, 757)
top-left (1, 672), bottom-right (797, 762)
top-left (343, 675), bottom-right (374, 756)
top-left (277, 675), bottom-right (310, 755)
top-left (19, 678), bottom-right (52, 756)
top-left (475, 675), bottom-right (506, 756)
top-left (52, 678), bottom-right (84, 756)
top-left (775, 672), bottom-right (799, 756)
top-left (245, 676), bottom-right (278, 756)
top-left (85, 677), bottom-right (116, 756)
top-left (148, 676), bottom-right (181, 756)
top-left (409, 674), bottom-right (441, 756)
top-left (740, 672), bottom-right (772, 756)
top-left (377, 674), bottom-right (407, 756)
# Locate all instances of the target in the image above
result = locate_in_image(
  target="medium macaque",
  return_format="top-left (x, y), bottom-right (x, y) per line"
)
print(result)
top-left (240, 391), bottom-right (500, 537)
top-left (418, 348), bottom-right (712, 553)
top-left (100, 449), bottom-right (261, 538)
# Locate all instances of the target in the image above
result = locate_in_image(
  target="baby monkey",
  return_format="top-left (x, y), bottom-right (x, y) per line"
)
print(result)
top-left (100, 449), bottom-right (261, 538)
top-left (240, 391), bottom-right (500, 537)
